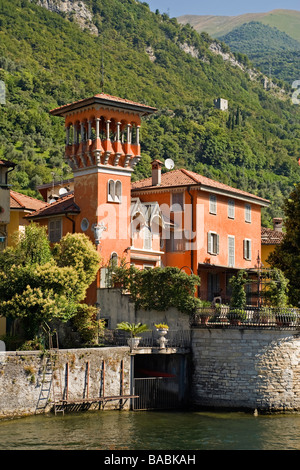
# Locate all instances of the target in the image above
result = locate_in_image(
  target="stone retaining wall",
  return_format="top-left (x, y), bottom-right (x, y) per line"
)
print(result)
top-left (0, 347), bottom-right (131, 419)
top-left (191, 328), bottom-right (300, 412)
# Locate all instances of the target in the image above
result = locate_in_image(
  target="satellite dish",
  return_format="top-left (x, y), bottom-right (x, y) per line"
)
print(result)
top-left (165, 158), bottom-right (174, 170)
top-left (49, 198), bottom-right (56, 204)
top-left (59, 187), bottom-right (68, 195)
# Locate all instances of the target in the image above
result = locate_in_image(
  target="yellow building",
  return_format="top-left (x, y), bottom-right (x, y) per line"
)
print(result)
top-left (8, 190), bottom-right (47, 246)
top-left (261, 218), bottom-right (284, 267)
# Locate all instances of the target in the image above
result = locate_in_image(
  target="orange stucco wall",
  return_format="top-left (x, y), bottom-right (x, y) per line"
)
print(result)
top-left (134, 187), bottom-right (263, 301)
top-left (200, 191), bottom-right (261, 269)
top-left (73, 171), bottom-right (131, 266)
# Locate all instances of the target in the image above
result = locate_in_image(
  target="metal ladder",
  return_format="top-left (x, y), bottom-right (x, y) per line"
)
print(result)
top-left (36, 325), bottom-right (64, 415)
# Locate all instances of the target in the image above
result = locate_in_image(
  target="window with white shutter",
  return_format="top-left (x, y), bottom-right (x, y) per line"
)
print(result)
top-left (228, 236), bottom-right (235, 267)
top-left (245, 204), bottom-right (251, 223)
top-left (228, 199), bottom-right (235, 219)
top-left (209, 194), bottom-right (217, 214)
top-left (244, 239), bottom-right (252, 260)
top-left (208, 231), bottom-right (219, 255)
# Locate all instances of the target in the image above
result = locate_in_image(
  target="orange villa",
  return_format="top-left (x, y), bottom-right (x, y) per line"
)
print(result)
top-left (132, 162), bottom-right (270, 303)
top-left (25, 92), bottom-right (270, 304)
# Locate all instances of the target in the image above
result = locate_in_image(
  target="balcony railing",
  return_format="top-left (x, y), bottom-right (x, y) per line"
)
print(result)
top-left (192, 306), bottom-right (300, 328)
top-left (100, 329), bottom-right (191, 348)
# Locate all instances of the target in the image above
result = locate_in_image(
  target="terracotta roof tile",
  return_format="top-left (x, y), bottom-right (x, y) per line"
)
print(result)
top-left (0, 159), bottom-right (15, 167)
top-left (261, 226), bottom-right (284, 245)
top-left (131, 168), bottom-right (270, 204)
top-left (50, 93), bottom-right (157, 115)
top-left (10, 190), bottom-right (47, 211)
top-left (25, 193), bottom-right (80, 219)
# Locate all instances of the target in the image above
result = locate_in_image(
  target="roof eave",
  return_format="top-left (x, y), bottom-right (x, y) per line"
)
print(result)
top-left (50, 96), bottom-right (157, 117)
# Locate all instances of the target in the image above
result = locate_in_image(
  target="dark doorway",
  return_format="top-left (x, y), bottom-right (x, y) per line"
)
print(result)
top-left (132, 354), bottom-right (190, 410)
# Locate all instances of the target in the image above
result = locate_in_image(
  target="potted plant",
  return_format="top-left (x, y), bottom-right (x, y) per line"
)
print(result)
top-left (227, 308), bottom-right (247, 325)
top-left (194, 301), bottom-right (215, 325)
top-left (116, 321), bottom-right (150, 349)
top-left (154, 323), bottom-right (169, 332)
top-left (275, 308), bottom-right (297, 327)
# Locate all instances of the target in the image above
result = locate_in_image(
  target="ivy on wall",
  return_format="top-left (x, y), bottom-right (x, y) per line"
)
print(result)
top-left (111, 265), bottom-right (201, 315)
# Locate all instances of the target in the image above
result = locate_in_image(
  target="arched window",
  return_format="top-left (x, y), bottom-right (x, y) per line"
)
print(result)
top-left (108, 179), bottom-right (115, 202)
top-left (110, 252), bottom-right (118, 268)
top-left (107, 179), bottom-right (122, 203)
top-left (115, 180), bottom-right (122, 202)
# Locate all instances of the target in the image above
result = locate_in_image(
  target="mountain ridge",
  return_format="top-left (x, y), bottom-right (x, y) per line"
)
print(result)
top-left (177, 9), bottom-right (300, 42)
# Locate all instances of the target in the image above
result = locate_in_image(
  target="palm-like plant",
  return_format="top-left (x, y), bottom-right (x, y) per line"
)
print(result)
top-left (116, 322), bottom-right (150, 337)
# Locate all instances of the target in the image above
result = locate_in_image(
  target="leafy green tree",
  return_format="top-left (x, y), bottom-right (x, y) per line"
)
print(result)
top-left (229, 270), bottom-right (248, 309)
top-left (53, 232), bottom-right (101, 300)
top-left (112, 265), bottom-right (201, 315)
top-left (264, 268), bottom-right (289, 308)
top-left (0, 224), bottom-right (101, 340)
top-left (268, 184), bottom-right (300, 305)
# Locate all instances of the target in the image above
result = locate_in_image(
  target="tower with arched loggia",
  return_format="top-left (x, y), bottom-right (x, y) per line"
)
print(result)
top-left (50, 93), bottom-right (156, 303)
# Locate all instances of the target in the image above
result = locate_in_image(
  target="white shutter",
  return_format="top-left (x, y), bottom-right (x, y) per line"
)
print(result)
top-left (228, 200), bottom-right (235, 219)
top-left (228, 236), bottom-right (235, 267)
top-left (144, 226), bottom-right (152, 250)
top-left (209, 195), bottom-right (217, 214)
top-left (207, 232), bottom-right (212, 253)
top-left (245, 204), bottom-right (251, 223)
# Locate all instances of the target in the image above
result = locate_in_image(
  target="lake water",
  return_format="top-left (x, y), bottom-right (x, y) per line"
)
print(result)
top-left (0, 410), bottom-right (300, 451)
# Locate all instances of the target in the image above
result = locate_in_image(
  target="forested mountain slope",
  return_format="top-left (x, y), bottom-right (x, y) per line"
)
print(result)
top-left (219, 22), bottom-right (300, 84)
top-left (1, 0), bottom-right (300, 226)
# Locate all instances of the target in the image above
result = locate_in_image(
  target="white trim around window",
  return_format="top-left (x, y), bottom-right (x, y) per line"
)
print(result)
top-left (107, 179), bottom-right (122, 203)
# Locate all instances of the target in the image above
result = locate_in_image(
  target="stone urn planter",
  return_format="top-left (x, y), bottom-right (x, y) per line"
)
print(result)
top-left (127, 337), bottom-right (141, 350)
top-left (155, 324), bottom-right (169, 349)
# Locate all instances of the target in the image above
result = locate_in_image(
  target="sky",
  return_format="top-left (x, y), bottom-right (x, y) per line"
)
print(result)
top-left (145, 0), bottom-right (300, 17)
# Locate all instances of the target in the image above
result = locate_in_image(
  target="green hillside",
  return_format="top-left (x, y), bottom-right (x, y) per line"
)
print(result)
top-left (177, 9), bottom-right (300, 42)
top-left (219, 22), bottom-right (300, 84)
top-left (1, 0), bottom-right (300, 226)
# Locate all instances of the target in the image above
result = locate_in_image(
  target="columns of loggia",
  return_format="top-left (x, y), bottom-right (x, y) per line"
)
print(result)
top-left (65, 118), bottom-right (141, 166)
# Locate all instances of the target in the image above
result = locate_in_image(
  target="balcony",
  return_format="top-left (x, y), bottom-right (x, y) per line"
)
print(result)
top-left (192, 306), bottom-right (300, 328)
